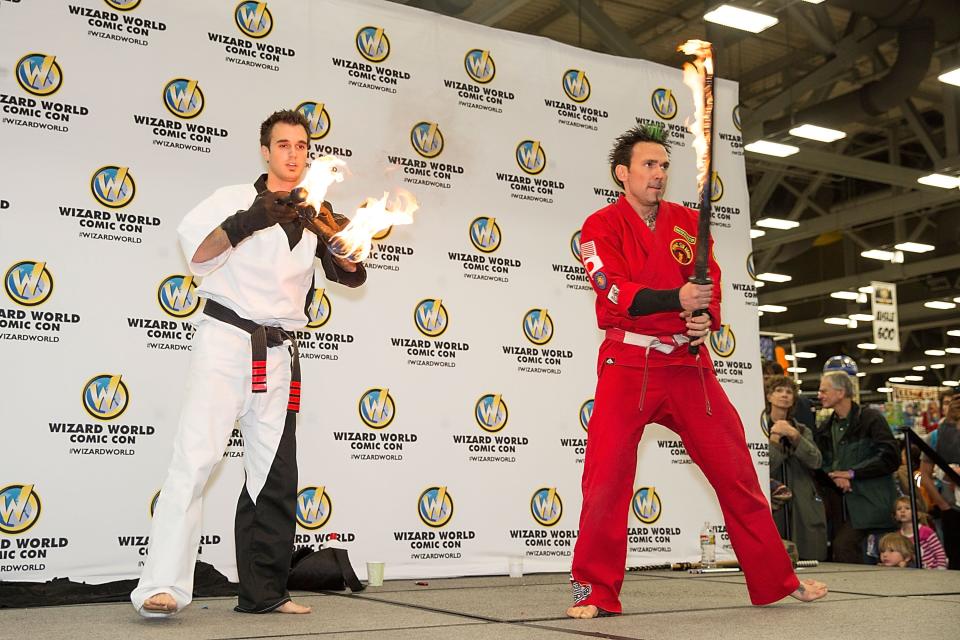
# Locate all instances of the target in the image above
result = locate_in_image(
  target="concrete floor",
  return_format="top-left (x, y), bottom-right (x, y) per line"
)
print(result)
top-left (3, 564), bottom-right (959, 639)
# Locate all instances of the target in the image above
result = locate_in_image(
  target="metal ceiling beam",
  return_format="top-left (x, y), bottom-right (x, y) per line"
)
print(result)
top-left (751, 188), bottom-right (960, 252)
top-left (900, 99), bottom-right (943, 164)
top-left (786, 4), bottom-right (836, 55)
top-left (473, 0), bottom-right (530, 25)
top-left (524, 6), bottom-right (568, 33)
top-left (758, 254), bottom-right (960, 305)
top-left (556, 0), bottom-right (642, 58)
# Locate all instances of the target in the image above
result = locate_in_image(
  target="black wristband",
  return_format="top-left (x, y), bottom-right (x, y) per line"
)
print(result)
top-left (627, 287), bottom-right (682, 316)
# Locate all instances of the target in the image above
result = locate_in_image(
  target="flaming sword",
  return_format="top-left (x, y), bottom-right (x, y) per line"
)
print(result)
top-left (678, 39), bottom-right (715, 355)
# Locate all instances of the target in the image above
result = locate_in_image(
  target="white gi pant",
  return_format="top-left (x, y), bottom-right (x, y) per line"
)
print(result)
top-left (131, 318), bottom-right (295, 616)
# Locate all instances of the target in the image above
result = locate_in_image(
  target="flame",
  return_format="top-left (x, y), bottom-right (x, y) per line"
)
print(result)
top-left (678, 39), bottom-right (714, 199)
top-left (329, 190), bottom-right (419, 262)
top-left (297, 155), bottom-right (348, 209)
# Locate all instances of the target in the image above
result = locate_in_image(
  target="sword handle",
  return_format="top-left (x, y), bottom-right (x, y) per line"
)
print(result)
top-left (687, 274), bottom-right (712, 355)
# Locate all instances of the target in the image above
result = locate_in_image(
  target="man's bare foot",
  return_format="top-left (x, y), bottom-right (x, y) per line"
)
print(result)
top-left (276, 600), bottom-right (311, 614)
top-left (789, 578), bottom-right (827, 602)
top-left (142, 593), bottom-right (177, 613)
top-left (566, 604), bottom-right (600, 619)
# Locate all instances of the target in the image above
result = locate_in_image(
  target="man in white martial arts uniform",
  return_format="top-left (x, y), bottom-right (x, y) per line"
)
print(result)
top-left (131, 109), bottom-right (365, 617)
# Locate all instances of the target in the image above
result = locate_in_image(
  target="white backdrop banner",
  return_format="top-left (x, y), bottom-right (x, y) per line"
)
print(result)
top-left (0, 0), bottom-right (764, 583)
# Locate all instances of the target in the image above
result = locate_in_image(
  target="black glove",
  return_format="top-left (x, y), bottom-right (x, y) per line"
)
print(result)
top-left (221, 191), bottom-right (299, 247)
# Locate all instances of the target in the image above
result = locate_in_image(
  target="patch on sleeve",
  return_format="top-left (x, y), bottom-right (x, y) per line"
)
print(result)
top-left (593, 272), bottom-right (608, 290)
top-left (607, 283), bottom-right (619, 304)
top-left (580, 240), bottom-right (604, 275)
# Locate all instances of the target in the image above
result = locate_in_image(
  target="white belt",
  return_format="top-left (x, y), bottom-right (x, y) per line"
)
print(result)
top-left (605, 328), bottom-right (690, 354)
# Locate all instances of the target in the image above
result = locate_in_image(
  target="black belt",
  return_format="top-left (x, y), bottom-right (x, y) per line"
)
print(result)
top-left (203, 299), bottom-right (301, 413)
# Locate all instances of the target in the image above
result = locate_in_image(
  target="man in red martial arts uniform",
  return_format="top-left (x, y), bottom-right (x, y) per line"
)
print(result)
top-left (566, 125), bottom-right (827, 619)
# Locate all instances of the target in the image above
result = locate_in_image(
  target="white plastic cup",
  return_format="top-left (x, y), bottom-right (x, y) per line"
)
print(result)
top-left (367, 561), bottom-right (385, 586)
top-left (508, 557), bottom-right (523, 578)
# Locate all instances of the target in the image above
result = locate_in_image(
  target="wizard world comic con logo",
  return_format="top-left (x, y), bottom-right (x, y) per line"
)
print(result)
top-left (105, 0), bottom-right (142, 10)
top-left (359, 388), bottom-right (395, 429)
top-left (162, 78), bottom-right (204, 119)
top-left (306, 288), bottom-right (331, 328)
top-left (418, 486), bottom-right (453, 528)
top-left (356, 26), bottom-right (390, 63)
top-left (469, 217), bottom-right (501, 253)
top-left (709, 324), bottom-right (736, 358)
top-left (297, 101), bottom-right (331, 140)
top-left (651, 88), bottom-right (678, 120)
top-left (157, 275), bottom-right (199, 318)
top-left (632, 487), bottom-right (662, 524)
top-left (16, 53), bottom-right (63, 97)
top-left (579, 399), bottom-right (593, 432)
top-left (475, 393), bottom-right (508, 433)
top-left (414, 299), bottom-right (448, 337)
top-left (562, 69), bottom-right (590, 103)
top-left (464, 49), bottom-right (495, 84)
top-left (710, 171), bottom-right (724, 202)
top-left (516, 140), bottom-right (546, 175)
top-left (522, 309), bottom-right (553, 345)
top-left (410, 122), bottom-right (444, 158)
top-left (296, 486), bottom-right (332, 529)
top-left (235, 1), bottom-right (274, 39)
top-left (82, 374), bottom-right (130, 420)
top-left (570, 231), bottom-right (582, 262)
top-left (0, 484), bottom-right (42, 535)
top-left (90, 166), bottom-right (136, 209)
top-left (5, 261), bottom-right (53, 307)
top-left (531, 487), bottom-right (563, 527)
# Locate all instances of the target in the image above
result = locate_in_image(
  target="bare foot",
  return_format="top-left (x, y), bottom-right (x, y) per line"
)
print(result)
top-left (276, 600), bottom-right (311, 614)
top-left (789, 578), bottom-right (827, 602)
top-left (142, 592), bottom-right (177, 613)
top-left (566, 604), bottom-right (600, 619)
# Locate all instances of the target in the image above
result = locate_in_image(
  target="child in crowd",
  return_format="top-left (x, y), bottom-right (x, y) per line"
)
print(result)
top-left (894, 495), bottom-right (949, 569)
top-left (878, 533), bottom-right (915, 568)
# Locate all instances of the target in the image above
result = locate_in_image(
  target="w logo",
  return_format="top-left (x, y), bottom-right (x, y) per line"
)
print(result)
top-left (5, 261), bottom-right (53, 307)
top-left (296, 486), bottom-right (332, 529)
top-left (410, 122), bottom-right (444, 158)
top-left (296, 101), bottom-right (331, 140)
top-left (475, 394), bottom-right (508, 433)
top-left (359, 388), bottom-right (395, 429)
top-left (91, 166), bottom-right (135, 208)
top-left (709, 324), bottom-right (736, 358)
top-left (83, 374), bottom-right (130, 421)
top-left (570, 231), bottom-right (582, 262)
top-left (414, 299), bottom-right (448, 337)
top-left (235, 2), bottom-right (273, 38)
top-left (163, 78), bottom-right (204, 119)
top-left (516, 140), bottom-right (545, 175)
top-left (710, 172), bottom-right (723, 202)
top-left (158, 275), bottom-right (199, 318)
top-left (464, 49), bottom-right (495, 84)
top-left (306, 288), bottom-right (331, 328)
top-left (469, 217), bottom-right (501, 253)
top-left (579, 399), bottom-right (593, 432)
top-left (562, 69), bottom-right (590, 103)
top-left (732, 105), bottom-right (742, 132)
top-left (356, 26), bottom-right (390, 63)
top-left (418, 486), bottom-right (453, 528)
top-left (531, 487), bottom-right (562, 527)
top-left (746, 252), bottom-right (757, 280)
top-left (16, 53), bottom-right (62, 96)
top-left (651, 88), bottom-right (678, 120)
top-left (632, 487), bottom-right (662, 524)
top-left (522, 309), bottom-right (553, 345)
top-left (105, 0), bottom-right (141, 10)
top-left (0, 484), bottom-right (41, 535)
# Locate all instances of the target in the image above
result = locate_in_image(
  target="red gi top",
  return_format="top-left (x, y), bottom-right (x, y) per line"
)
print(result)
top-left (580, 195), bottom-right (722, 369)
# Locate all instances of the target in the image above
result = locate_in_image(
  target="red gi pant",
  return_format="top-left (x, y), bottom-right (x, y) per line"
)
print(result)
top-left (571, 353), bottom-right (799, 611)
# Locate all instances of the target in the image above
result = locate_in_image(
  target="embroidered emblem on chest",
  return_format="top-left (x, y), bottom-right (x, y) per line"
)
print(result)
top-left (670, 238), bottom-right (693, 265)
top-left (673, 226), bottom-right (696, 244)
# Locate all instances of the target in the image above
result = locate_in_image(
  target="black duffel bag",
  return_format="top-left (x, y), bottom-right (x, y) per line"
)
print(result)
top-left (288, 546), bottom-right (365, 593)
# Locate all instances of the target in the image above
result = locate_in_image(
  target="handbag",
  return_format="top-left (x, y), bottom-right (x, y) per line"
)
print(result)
top-left (288, 546), bottom-right (365, 592)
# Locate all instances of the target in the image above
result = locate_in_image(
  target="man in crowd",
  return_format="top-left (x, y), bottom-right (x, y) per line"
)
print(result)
top-left (921, 395), bottom-right (960, 568)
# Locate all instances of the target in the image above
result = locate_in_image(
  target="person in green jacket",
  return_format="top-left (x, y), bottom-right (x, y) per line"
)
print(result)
top-left (814, 371), bottom-right (899, 563)
top-left (765, 374), bottom-right (828, 561)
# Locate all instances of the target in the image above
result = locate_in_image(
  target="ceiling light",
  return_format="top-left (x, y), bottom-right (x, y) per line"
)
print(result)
top-left (858, 286), bottom-right (874, 294)
top-left (704, 5), bottom-right (778, 33)
top-left (905, 375), bottom-right (924, 381)
top-left (856, 372), bottom-right (866, 377)
top-left (756, 217), bottom-right (800, 230)
top-left (944, 380), bottom-right (959, 387)
top-left (756, 272), bottom-right (792, 283)
top-left (850, 314), bottom-right (874, 322)
top-left (955, 297), bottom-right (960, 303)
top-left (925, 349), bottom-right (946, 356)
top-left (931, 363), bottom-right (945, 370)
top-left (894, 242), bottom-right (934, 253)
top-left (946, 347), bottom-right (960, 354)
top-left (750, 228), bottom-right (766, 239)
top-left (830, 291), bottom-right (859, 300)
top-left (877, 387), bottom-right (893, 393)
top-left (755, 280), bottom-right (765, 287)
top-left (786, 367), bottom-right (807, 374)
top-left (758, 310), bottom-right (764, 317)
top-left (940, 67), bottom-right (960, 86)
top-left (870, 357), bottom-right (884, 364)
top-left (758, 304), bottom-right (788, 313)
top-left (744, 140), bottom-right (799, 157)
top-left (861, 249), bottom-right (904, 262)
top-left (789, 124), bottom-right (846, 142)
top-left (795, 352), bottom-right (817, 359)
top-left (824, 317), bottom-right (851, 325)
top-left (888, 377), bottom-right (907, 383)
top-left (857, 342), bottom-right (877, 350)
top-left (784, 354), bottom-right (795, 361)
top-left (917, 173), bottom-right (960, 189)
top-left (925, 300), bottom-right (957, 310)
top-left (948, 330), bottom-right (960, 337)
top-left (802, 0), bottom-right (826, 4)
top-left (913, 365), bottom-right (927, 371)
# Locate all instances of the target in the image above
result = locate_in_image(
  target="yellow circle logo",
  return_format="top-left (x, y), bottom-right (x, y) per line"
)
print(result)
top-left (0, 484), bottom-right (41, 535)
top-left (16, 53), bottom-right (63, 97)
top-left (82, 374), bottom-right (130, 421)
top-left (418, 486), bottom-right (453, 528)
top-left (632, 487), bottom-right (662, 524)
top-left (296, 486), bottom-right (332, 529)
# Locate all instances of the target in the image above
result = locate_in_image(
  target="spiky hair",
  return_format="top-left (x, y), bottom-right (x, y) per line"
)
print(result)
top-left (609, 124), bottom-right (670, 172)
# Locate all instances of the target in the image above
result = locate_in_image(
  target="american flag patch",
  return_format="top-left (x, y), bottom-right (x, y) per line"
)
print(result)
top-left (580, 240), bottom-right (604, 275)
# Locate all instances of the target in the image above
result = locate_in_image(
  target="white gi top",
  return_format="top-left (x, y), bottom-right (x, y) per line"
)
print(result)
top-left (178, 183), bottom-right (318, 330)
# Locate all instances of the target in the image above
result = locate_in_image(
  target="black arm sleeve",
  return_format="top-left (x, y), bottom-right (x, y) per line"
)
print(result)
top-left (317, 244), bottom-right (366, 288)
top-left (627, 287), bottom-right (682, 316)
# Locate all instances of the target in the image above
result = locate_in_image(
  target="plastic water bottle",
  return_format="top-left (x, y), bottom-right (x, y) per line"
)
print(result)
top-left (699, 521), bottom-right (716, 568)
